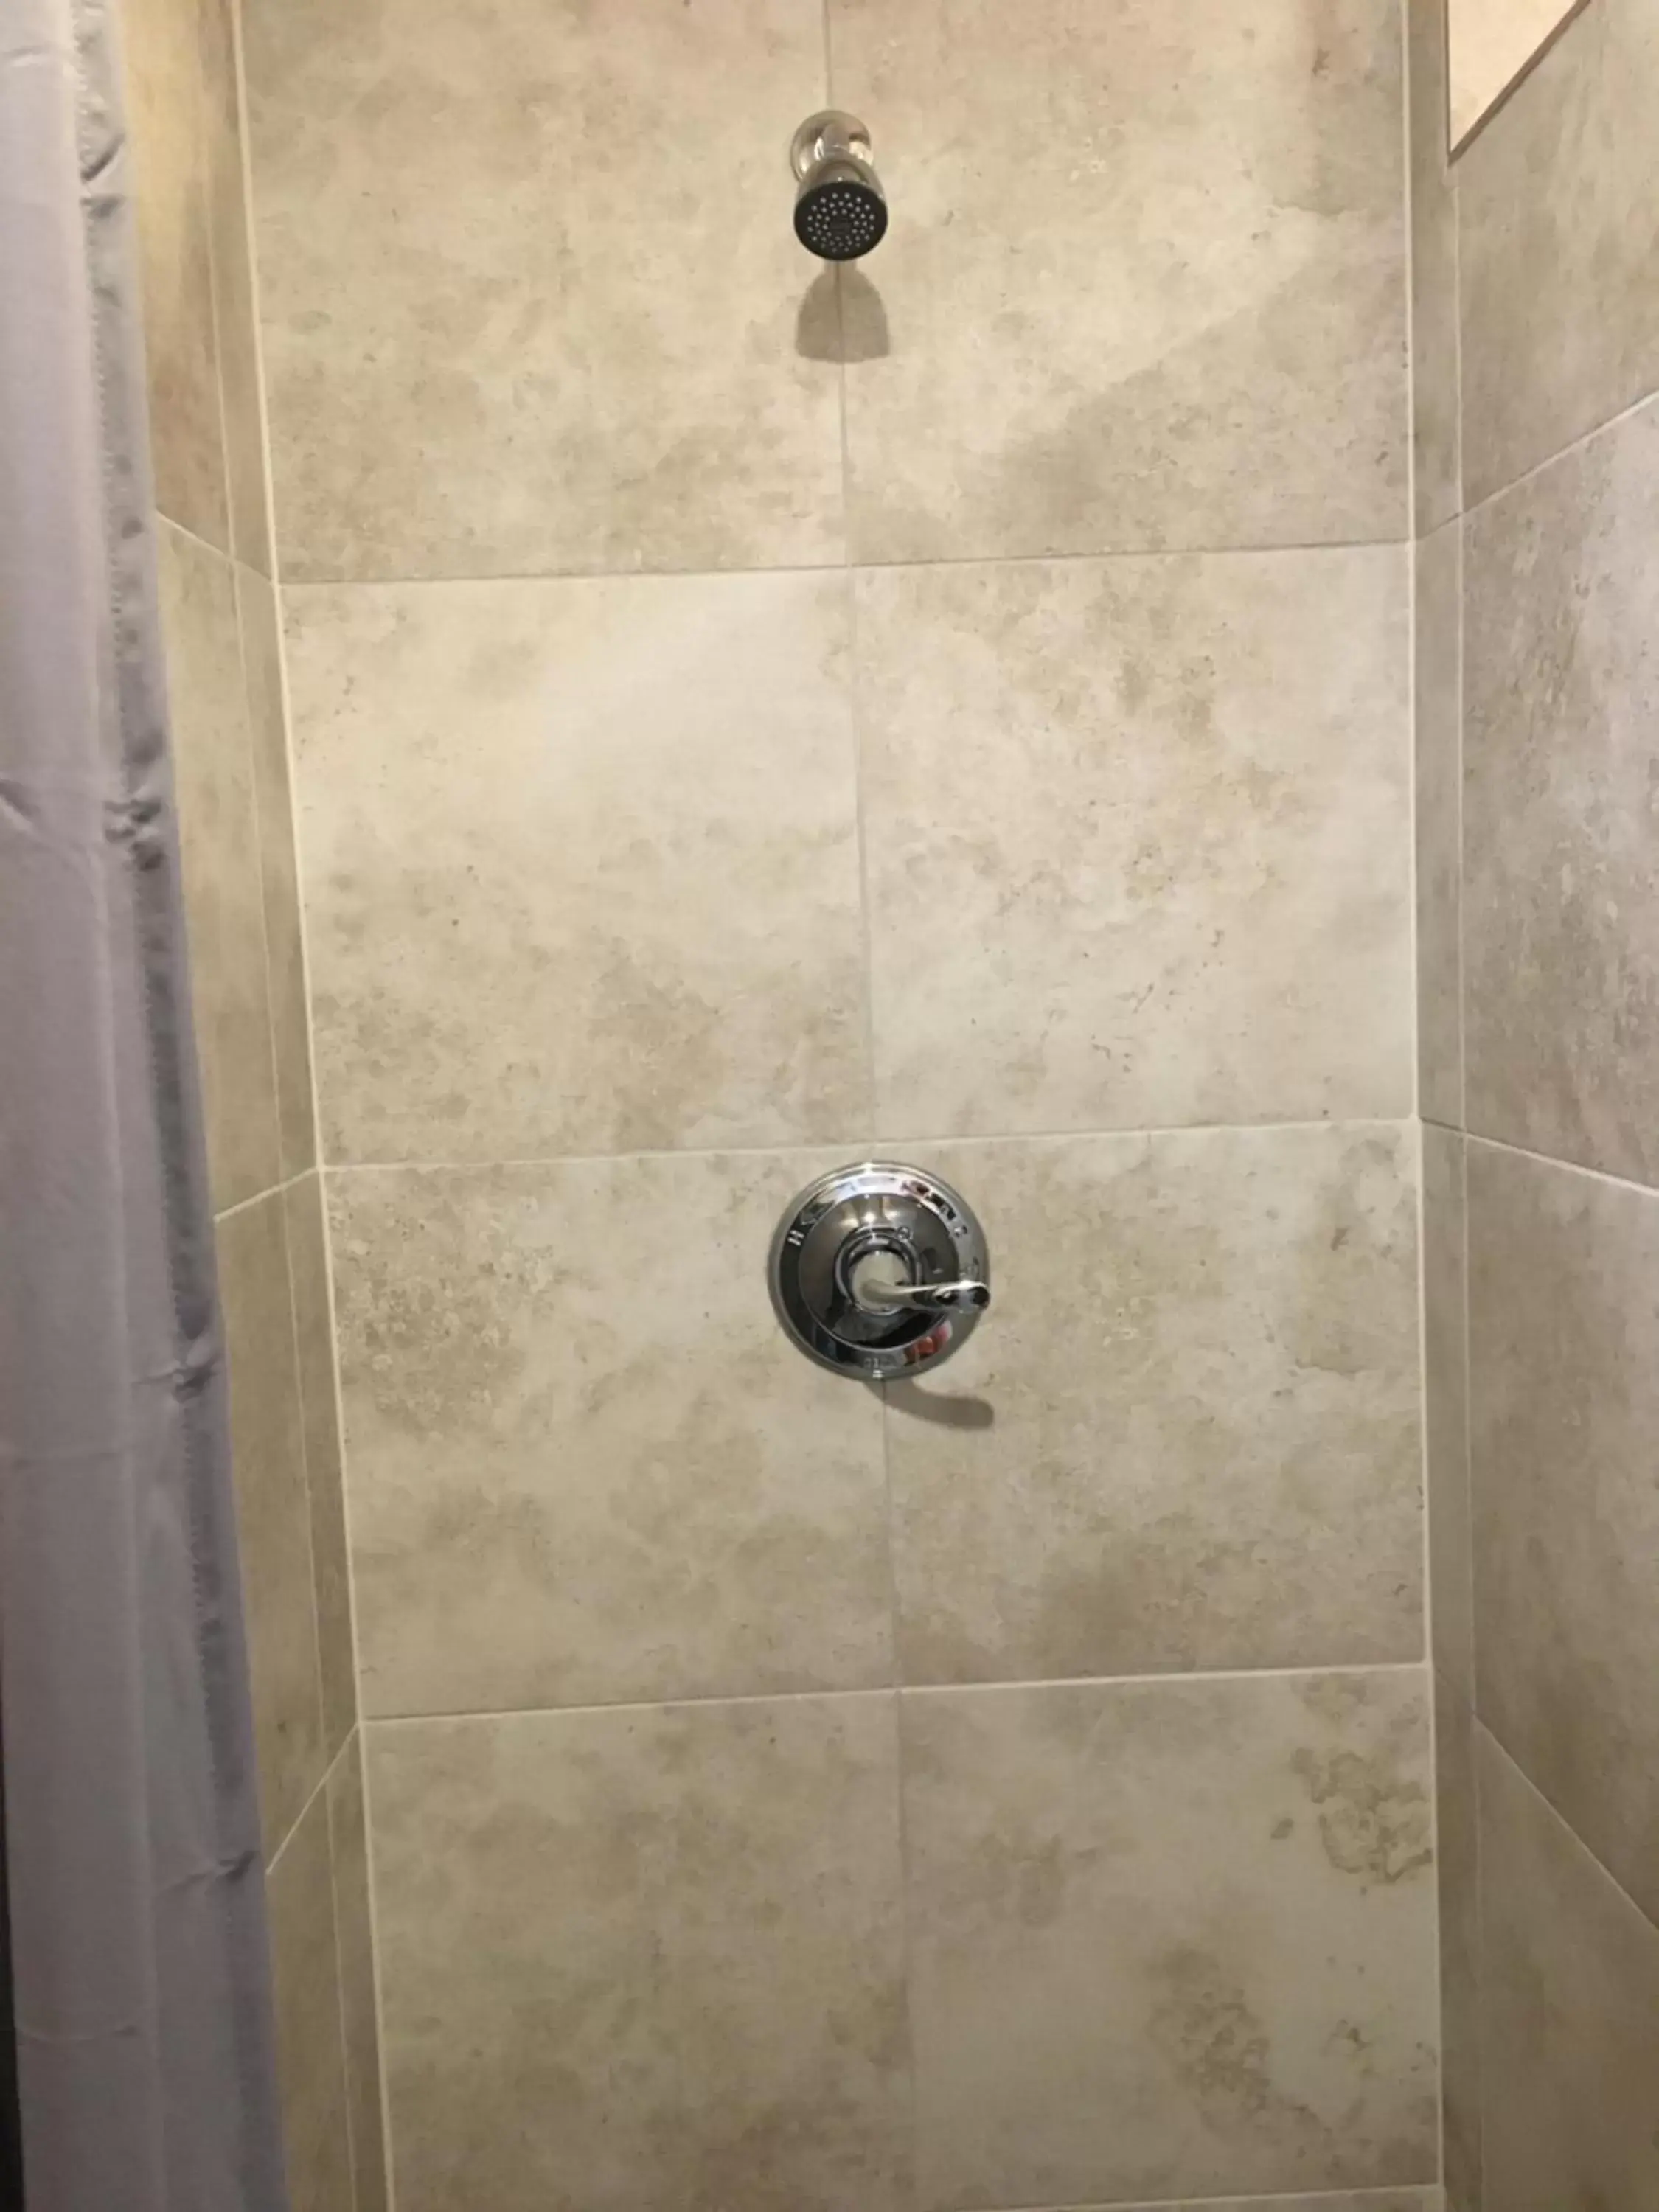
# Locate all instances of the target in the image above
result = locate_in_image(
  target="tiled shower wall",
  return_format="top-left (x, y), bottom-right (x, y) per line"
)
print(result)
top-left (1408, 1), bottom-right (1659, 2208)
top-left (122, 0), bottom-right (388, 2205)
top-left (243, 4), bottom-right (1438, 2208)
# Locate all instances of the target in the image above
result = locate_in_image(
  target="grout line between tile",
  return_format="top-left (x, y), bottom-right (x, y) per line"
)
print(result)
top-left (1475, 1714), bottom-right (1659, 1947)
top-left (276, 532), bottom-right (1414, 594)
top-left (212, 1163), bottom-right (310, 1227)
top-left (1461, 1127), bottom-right (1659, 1205)
top-left (1461, 375), bottom-right (1659, 527)
top-left (362, 1659), bottom-right (1433, 1732)
top-left (320, 1115), bottom-right (1420, 1179)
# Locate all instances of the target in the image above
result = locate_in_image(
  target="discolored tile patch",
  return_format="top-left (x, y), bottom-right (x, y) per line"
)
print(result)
top-left (901, 1669), bottom-right (1439, 2210)
top-left (368, 1694), bottom-right (909, 2212)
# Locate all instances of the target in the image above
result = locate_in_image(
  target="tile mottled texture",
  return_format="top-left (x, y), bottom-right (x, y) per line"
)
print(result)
top-left (902, 1672), bottom-right (1439, 2211)
top-left (1458, 0), bottom-right (1659, 503)
top-left (125, 0), bottom-right (226, 546)
top-left (1477, 1726), bottom-right (1659, 2212)
top-left (368, 1695), bottom-right (909, 2212)
top-left (327, 1739), bottom-right (391, 2212)
top-left (1407, 0), bottom-right (1460, 532)
top-left (860, 551), bottom-right (1411, 1138)
top-left (238, 565), bottom-right (315, 1178)
top-left (1422, 1124), bottom-right (1471, 1695)
top-left (1468, 1138), bottom-right (1659, 1926)
top-left (1463, 399), bottom-right (1659, 1186)
top-left (267, 1783), bottom-right (355, 2212)
top-left (158, 522), bottom-right (281, 1211)
top-left (332, 1152), bottom-right (890, 1715)
top-left (215, 1183), bottom-right (321, 1856)
top-left (285, 1173), bottom-right (354, 1758)
top-left (1435, 1675), bottom-right (1481, 2212)
top-left (831, 0), bottom-right (1407, 563)
top-left (243, 0), bottom-right (841, 580)
top-left (886, 1126), bottom-right (1422, 1684)
top-left (1060, 2197), bottom-right (1439, 2212)
top-left (286, 571), bottom-right (868, 1163)
top-left (1414, 524), bottom-right (1461, 1130)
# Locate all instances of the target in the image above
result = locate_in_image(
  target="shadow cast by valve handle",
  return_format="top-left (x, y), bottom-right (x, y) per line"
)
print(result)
top-left (877, 1378), bottom-right (995, 1431)
top-left (796, 267), bottom-right (891, 364)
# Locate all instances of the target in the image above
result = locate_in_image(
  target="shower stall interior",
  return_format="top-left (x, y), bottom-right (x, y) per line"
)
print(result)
top-left (115, 0), bottom-right (1659, 2205)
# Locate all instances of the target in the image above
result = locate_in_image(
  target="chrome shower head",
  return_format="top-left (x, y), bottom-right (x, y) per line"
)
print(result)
top-left (790, 111), bottom-right (887, 261)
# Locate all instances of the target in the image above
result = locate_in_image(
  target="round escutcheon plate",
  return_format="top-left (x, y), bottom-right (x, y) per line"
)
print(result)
top-left (768, 1160), bottom-right (991, 1381)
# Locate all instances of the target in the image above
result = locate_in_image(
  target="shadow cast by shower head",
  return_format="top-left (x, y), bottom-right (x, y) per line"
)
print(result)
top-left (790, 110), bottom-right (888, 262)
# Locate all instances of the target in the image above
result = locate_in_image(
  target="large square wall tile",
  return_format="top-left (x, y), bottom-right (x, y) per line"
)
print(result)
top-left (1468, 1137), bottom-right (1659, 1925)
top-left (332, 1151), bottom-right (890, 1714)
top-left (286, 571), bottom-right (868, 1164)
top-left (368, 1694), bottom-right (909, 2212)
top-left (830, 0), bottom-right (1407, 562)
top-left (886, 1124), bottom-right (1422, 1684)
top-left (244, 0), bottom-right (841, 580)
top-left (902, 1670), bottom-right (1439, 2211)
top-left (859, 549), bottom-right (1411, 1139)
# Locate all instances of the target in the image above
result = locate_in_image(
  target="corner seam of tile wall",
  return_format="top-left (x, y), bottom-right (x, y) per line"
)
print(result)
top-left (225, 0), bottom-right (395, 2195)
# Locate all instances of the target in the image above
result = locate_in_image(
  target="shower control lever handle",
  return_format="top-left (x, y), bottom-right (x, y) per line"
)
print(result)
top-left (855, 1275), bottom-right (992, 1316)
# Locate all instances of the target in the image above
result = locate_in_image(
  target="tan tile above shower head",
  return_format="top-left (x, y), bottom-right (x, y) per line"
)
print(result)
top-left (368, 1694), bottom-right (909, 2212)
top-left (902, 1669), bottom-right (1439, 2209)
top-left (243, 0), bottom-right (841, 580)
top-left (830, 0), bottom-right (1408, 563)
top-left (330, 1150), bottom-right (891, 1716)
top-left (859, 547), bottom-right (1412, 1138)
top-left (885, 1124), bottom-right (1423, 1685)
top-left (285, 569), bottom-right (867, 1163)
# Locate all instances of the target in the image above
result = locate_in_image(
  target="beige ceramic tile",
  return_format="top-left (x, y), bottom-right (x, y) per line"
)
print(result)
top-left (1458, 0), bottom-right (1659, 503)
top-left (125, 0), bottom-right (226, 546)
top-left (1468, 1138), bottom-right (1659, 1925)
top-left (1463, 400), bottom-right (1659, 1185)
top-left (1414, 524), bottom-right (1461, 1128)
top-left (902, 1671), bottom-right (1439, 2211)
top-left (327, 1737), bottom-right (391, 2212)
top-left (217, 1189), bottom-right (322, 1853)
top-left (285, 1172), bottom-right (354, 1758)
top-left (159, 523), bottom-right (281, 1211)
top-left (201, 0), bottom-right (271, 573)
top-left (331, 1150), bottom-right (889, 1716)
top-left (859, 551), bottom-right (1411, 1139)
top-left (1435, 1674), bottom-right (1481, 2212)
top-left (1408, 0), bottom-right (1461, 533)
top-left (1476, 1725), bottom-right (1659, 2212)
top-left (886, 1125), bottom-right (1422, 1685)
top-left (831, 0), bottom-right (1406, 563)
top-left (238, 566), bottom-right (315, 1178)
top-left (1422, 1124), bottom-right (1471, 1695)
top-left (368, 1695), bottom-right (908, 2212)
top-left (286, 571), bottom-right (868, 1163)
top-left (1062, 2197), bottom-right (1439, 2212)
top-left (1448, 0), bottom-right (1585, 145)
top-left (243, 0), bottom-right (840, 580)
top-left (266, 1781), bottom-right (355, 2212)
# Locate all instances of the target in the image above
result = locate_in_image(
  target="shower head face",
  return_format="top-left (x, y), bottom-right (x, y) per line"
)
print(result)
top-left (794, 165), bottom-right (888, 261)
top-left (790, 111), bottom-right (888, 262)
